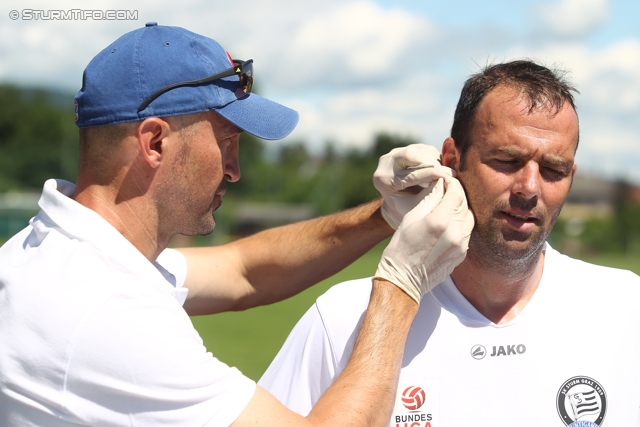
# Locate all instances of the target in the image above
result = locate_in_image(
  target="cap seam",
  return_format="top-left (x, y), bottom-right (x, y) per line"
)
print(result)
top-left (190, 33), bottom-right (225, 111)
top-left (134, 24), bottom-right (145, 120)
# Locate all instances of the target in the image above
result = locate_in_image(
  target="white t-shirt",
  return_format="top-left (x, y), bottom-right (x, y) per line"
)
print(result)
top-left (0, 179), bottom-right (256, 426)
top-left (260, 245), bottom-right (640, 427)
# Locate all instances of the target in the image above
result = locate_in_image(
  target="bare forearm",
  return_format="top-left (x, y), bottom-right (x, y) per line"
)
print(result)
top-left (180, 198), bottom-right (393, 315)
top-left (236, 198), bottom-right (390, 306)
top-left (231, 279), bottom-right (418, 427)
top-left (307, 279), bottom-right (418, 427)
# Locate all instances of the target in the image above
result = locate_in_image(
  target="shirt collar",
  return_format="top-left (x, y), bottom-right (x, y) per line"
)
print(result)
top-left (35, 179), bottom-right (178, 295)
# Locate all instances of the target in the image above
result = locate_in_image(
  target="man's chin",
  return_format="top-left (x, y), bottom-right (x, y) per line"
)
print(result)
top-left (469, 228), bottom-right (547, 263)
top-left (200, 216), bottom-right (216, 236)
top-left (178, 215), bottom-right (216, 238)
top-left (502, 239), bottom-right (540, 256)
top-left (501, 232), bottom-right (548, 259)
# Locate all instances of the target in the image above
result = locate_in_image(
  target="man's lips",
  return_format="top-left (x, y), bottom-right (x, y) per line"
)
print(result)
top-left (215, 181), bottom-right (227, 197)
top-left (503, 211), bottom-right (536, 221)
top-left (500, 210), bottom-right (539, 229)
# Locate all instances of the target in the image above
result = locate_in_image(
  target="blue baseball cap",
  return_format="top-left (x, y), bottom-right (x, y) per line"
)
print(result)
top-left (74, 22), bottom-right (298, 140)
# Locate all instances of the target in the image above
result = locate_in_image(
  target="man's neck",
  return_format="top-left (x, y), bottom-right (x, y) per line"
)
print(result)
top-left (73, 180), bottom-right (167, 262)
top-left (450, 248), bottom-right (545, 324)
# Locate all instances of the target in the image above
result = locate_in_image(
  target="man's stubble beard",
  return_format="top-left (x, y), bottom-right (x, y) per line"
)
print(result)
top-left (157, 175), bottom-right (225, 239)
top-left (465, 198), bottom-right (564, 276)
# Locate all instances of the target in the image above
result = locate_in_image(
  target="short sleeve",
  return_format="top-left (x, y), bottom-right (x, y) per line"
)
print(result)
top-left (258, 303), bottom-right (337, 416)
top-left (156, 248), bottom-right (188, 289)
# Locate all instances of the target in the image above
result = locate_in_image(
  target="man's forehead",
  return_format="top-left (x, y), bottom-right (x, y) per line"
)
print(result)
top-left (472, 88), bottom-right (578, 142)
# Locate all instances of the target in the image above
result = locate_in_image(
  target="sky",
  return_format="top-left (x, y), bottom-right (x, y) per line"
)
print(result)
top-left (1, 0), bottom-right (639, 183)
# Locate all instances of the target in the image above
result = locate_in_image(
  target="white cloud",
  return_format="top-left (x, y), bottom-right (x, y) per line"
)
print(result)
top-left (576, 122), bottom-right (640, 182)
top-left (586, 40), bottom-right (640, 112)
top-left (0, 0), bottom-right (163, 89)
top-left (506, 39), bottom-right (640, 114)
top-left (251, 1), bottom-right (438, 91)
top-left (289, 2), bottom-right (434, 78)
top-left (0, 0), bottom-right (438, 91)
top-left (282, 71), bottom-right (456, 152)
top-left (539, 0), bottom-right (609, 37)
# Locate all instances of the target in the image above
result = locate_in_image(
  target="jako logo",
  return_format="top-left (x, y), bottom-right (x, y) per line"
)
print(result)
top-left (401, 386), bottom-right (426, 410)
top-left (470, 345), bottom-right (486, 360)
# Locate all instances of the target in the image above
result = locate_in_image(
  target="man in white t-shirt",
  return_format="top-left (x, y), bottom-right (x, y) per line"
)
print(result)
top-left (259, 60), bottom-right (640, 427)
top-left (0, 23), bottom-right (475, 426)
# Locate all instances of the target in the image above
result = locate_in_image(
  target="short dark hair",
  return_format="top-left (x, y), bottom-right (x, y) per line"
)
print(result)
top-left (450, 60), bottom-right (579, 168)
top-left (77, 122), bottom-right (135, 185)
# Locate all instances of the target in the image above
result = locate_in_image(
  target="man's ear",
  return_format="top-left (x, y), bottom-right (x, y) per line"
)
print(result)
top-left (569, 163), bottom-right (578, 188)
top-left (441, 137), bottom-right (461, 171)
top-left (137, 117), bottom-right (171, 168)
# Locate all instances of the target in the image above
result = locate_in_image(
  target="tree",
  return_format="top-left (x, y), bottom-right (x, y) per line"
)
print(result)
top-left (0, 85), bottom-right (78, 191)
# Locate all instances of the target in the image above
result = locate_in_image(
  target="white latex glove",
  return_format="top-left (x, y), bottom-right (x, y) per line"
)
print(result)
top-left (373, 144), bottom-right (454, 230)
top-left (375, 175), bottom-right (474, 303)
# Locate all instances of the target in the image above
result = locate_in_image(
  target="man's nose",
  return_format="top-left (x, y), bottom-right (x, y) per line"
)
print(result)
top-left (225, 141), bottom-right (241, 183)
top-left (513, 162), bottom-right (540, 200)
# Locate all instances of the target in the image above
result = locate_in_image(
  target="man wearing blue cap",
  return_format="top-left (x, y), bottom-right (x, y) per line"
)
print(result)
top-left (0, 23), bottom-right (473, 426)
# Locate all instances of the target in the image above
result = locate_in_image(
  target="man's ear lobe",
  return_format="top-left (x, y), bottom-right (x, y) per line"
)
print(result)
top-left (441, 137), bottom-right (460, 170)
top-left (137, 118), bottom-right (170, 168)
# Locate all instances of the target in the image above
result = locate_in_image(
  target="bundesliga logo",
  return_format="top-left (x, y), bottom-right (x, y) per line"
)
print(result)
top-left (395, 385), bottom-right (434, 427)
top-left (401, 386), bottom-right (426, 410)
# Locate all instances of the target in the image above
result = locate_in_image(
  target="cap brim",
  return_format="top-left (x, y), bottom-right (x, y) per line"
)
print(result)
top-left (215, 93), bottom-right (299, 140)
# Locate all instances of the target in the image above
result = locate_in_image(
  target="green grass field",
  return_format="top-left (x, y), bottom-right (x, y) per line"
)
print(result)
top-left (190, 241), bottom-right (389, 381)
top-left (191, 243), bottom-right (640, 381)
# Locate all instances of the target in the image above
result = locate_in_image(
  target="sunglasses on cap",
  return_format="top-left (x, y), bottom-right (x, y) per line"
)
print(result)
top-left (137, 59), bottom-right (254, 113)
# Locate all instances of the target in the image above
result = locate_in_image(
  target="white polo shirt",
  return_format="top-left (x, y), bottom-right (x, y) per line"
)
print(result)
top-left (0, 179), bottom-right (255, 426)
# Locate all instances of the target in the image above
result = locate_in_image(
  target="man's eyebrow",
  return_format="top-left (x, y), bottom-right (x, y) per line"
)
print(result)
top-left (486, 146), bottom-right (526, 157)
top-left (541, 155), bottom-right (574, 171)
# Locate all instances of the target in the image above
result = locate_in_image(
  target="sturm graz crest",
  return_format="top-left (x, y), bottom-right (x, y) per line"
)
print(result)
top-left (556, 376), bottom-right (607, 426)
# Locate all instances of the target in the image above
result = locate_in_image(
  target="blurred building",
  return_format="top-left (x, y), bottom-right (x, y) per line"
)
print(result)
top-left (561, 172), bottom-right (640, 221)
top-left (231, 202), bottom-right (315, 237)
top-left (560, 173), bottom-right (616, 220)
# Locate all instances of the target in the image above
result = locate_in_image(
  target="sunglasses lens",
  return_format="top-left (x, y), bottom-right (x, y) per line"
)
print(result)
top-left (239, 62), bottom-right (253, 93)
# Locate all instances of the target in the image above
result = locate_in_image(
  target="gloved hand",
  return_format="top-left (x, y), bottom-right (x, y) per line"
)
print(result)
top-left (373, 144), bottom-right (454, 230)
top-left (374, 175), bottom-right (474, 303)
